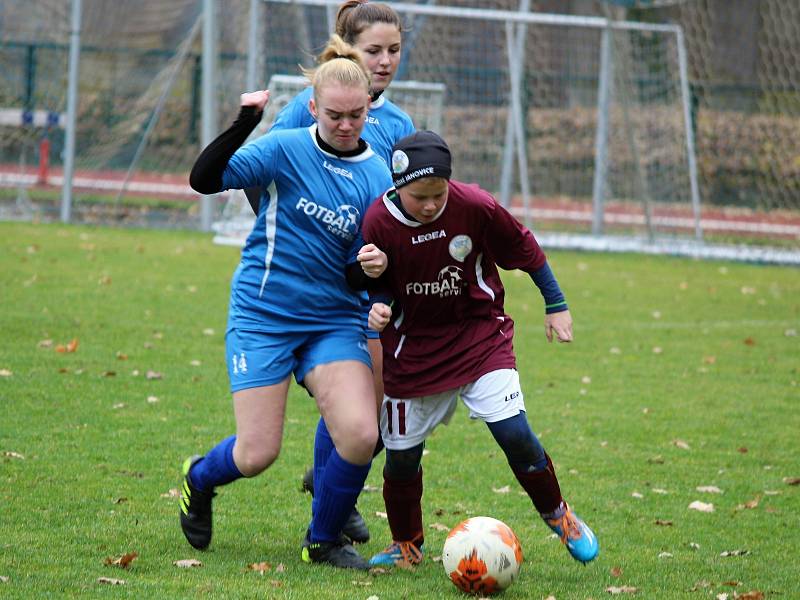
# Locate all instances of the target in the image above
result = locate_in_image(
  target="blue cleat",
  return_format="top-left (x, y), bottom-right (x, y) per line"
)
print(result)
top-left (545, 504), bottom-right (599, 564)
top-left (368, 540), bottom-right (424, 567)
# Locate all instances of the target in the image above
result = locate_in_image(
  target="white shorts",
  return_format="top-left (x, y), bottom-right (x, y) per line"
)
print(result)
top-left (380, 369), bottom-right (526, 450)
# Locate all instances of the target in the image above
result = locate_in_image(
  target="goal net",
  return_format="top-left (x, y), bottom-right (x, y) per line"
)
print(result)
top-left (211, 75), bottom-right (446, 247)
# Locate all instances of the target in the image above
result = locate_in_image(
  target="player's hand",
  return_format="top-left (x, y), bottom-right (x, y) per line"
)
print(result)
top-left (357, 244), bottom-right (387, 278)
top-left (240, 90), bottom-right (270, 112)
top-left (369, 302), bottom-right (392, 332)
top-left (545, 309), bottom-right (573, 343)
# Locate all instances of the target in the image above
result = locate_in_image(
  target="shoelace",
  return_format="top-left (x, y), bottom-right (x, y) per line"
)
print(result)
top-left (386, 541), bottom-right (423, 565)
top-left (548, 510), bottom-right (582, 544)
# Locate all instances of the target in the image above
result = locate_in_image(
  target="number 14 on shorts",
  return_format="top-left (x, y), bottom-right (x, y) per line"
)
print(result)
top-left (231, 352), bottom-right (248, 375)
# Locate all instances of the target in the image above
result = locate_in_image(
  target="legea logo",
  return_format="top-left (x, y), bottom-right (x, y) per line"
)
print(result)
top-left (296, 197), bottom-right (360, 241)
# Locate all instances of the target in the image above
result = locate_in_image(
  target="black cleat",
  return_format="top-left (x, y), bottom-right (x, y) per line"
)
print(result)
top-left (343, 505), bottom-right (370, 544)
top-left (300, 467), bottom-right (370, 544)
top-left (179, 455), bottom-right (216, 550)
top-left (300, 531), bottom-right (370, 570)
top-left (302, 467), bottom-right (314, 494)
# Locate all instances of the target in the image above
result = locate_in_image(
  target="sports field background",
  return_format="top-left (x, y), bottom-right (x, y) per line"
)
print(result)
top-left (1, 221), bottom-right (797, 599)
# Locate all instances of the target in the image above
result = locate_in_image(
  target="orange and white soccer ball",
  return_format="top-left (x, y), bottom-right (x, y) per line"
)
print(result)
top-left (442, 516), bottom-right (523, 595)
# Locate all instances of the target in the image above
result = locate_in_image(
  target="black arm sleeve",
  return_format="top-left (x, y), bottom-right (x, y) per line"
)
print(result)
top-left (188, 105), bottom-right (262, 196)
top-left (345, 262), bottom-right (369, 290)
top-left (345, 263), bottom-right (390, 292)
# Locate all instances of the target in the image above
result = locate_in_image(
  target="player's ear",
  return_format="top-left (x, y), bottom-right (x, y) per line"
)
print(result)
top-left (308, 98), bottom-right (318, 121)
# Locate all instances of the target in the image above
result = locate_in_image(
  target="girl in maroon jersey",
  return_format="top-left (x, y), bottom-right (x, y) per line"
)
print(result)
top-left (358, 130), bottom-right (599, 567)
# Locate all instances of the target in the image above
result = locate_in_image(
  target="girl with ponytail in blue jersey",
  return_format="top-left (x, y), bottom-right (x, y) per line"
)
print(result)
top-left (178, 35), bottom-right (392, 571)
top-left (265, 0), bottom-right (415, 547)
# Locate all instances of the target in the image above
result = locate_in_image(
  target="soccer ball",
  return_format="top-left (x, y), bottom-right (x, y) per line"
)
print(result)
top-left (442, 516), bottom-right (523, 595)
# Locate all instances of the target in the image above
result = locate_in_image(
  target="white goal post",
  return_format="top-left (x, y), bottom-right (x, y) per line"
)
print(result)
top-left (212, 74), bottom-right (446, 247)
top-left (247, 0), bottom-right (703, 248)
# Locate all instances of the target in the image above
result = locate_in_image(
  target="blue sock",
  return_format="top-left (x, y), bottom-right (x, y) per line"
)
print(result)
top-left (190, 435), bottom-right (243, 492)
top-left (310, 449), bottom-right (371, 543)
top-left (311, 418), bottom-right (335, 520)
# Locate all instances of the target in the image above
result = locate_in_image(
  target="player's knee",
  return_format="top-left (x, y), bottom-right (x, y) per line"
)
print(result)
top-left (236, 445), bottom-right (280, 476)
top-left (384, 443), bottom-right (424, 480)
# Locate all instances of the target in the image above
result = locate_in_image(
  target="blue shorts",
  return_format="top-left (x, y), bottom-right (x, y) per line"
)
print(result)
top-left (226, 327), bottom-right (371, 393)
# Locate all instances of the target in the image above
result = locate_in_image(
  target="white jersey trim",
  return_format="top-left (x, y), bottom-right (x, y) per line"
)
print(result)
top-left (307, 124), bottom-right (376, 163)
top-left (259, 181), bottom-right (279, 298)
top-left (475, 252), bottom-right (495, 300)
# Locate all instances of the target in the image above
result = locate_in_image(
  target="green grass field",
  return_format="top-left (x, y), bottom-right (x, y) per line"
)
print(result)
top-left (1, 222), bottom-right (798, 599)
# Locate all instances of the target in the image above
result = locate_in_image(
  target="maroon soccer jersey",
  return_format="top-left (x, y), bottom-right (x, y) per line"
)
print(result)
top-left (362, 180), bottom-right (547, 398)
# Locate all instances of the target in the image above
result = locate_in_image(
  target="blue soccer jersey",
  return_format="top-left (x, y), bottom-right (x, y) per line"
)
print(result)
top-left (222, 125), bottom-right (393, 333)
top-left (270, 87), bottom-right (415, 164)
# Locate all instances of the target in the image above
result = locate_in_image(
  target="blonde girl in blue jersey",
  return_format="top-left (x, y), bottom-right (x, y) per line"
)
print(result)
top-left (264, 0), bottom-right (415, 546)
top-left (179, 35), bottom-right (392, 570)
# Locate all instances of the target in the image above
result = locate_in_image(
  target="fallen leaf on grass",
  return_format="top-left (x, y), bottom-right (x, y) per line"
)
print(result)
top-left (672, 439), bottom-right (691, 450)
top-left (246, 562), bottom-right (271, 575)
top-left (735, 591), bottom-right (764, 600)
top-left (269, 579), bottom-right (283, 588)
top-left (429, 522), bottom-right (449, 531)
top-left (743, 337), bottom-right (756, 346)
top-left (274, 563), bottom-right (285, 573)
top-left (688, 501), bottom-right (714, 512)
top-left (97, 577), bottom-right (125, 585)
top-left (783, 477), bottom-right (800, 486)
top-left (606, 585), bottom-right (638, 594)
top-left (104, 552), bottom-right (138, 569)
top-left (648, 455), bottom-right (665, 464)
top-left (375, 511), bottom-right (388, 519)
top-left (722, 581), bottom-right (741, 587)
top-left (654, 519), bottom-right (673, 526)
top-left (736, 496), bottom-right (760, 510)
top-left (631, 492), bottom-right (644, 499)
top-left (351, 580), bottom-right (372, 586)
top-left (737, 447), bottom-right (748, 453)
top-left (2, 451), bottom-right (24, 459)
top-left (37, 339), bottom-right (53, 348)
top-left (0, 576), bottom-right (8, 583)
top-left (146, 370), bottom-right (163, 380)
top-left (147, 396), bottom-right (159, 404)
top-left (691, 580), bottom-right (712, 591)
top-left (658, 552), bottom-right (673, 558)
top-left (174, 559), bottom-right (203, 568)
top-left (161, 488), bottom-right (180, 498)
top-left (720, 549), bottom-right (749, 557)
top-left (696, 485), bottom-right (723, 493)
top-left (492, 485), bottom-right (511, 494)
top-left (56, 338), bottom-right (79, 353)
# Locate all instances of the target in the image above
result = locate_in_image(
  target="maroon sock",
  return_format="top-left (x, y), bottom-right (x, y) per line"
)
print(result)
top-left (511, 453), bottom-right (564, 516)
top-left (383, 467), bottom-right (424, 545)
